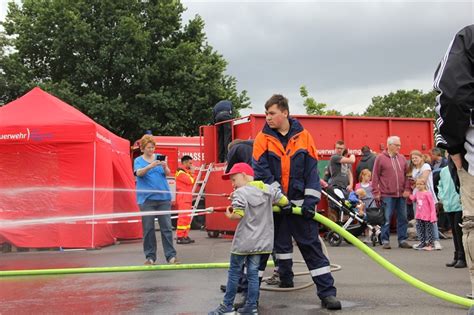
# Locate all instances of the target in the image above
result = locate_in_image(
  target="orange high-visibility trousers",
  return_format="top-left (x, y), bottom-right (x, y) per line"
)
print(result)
top-left (176, 201), bottom-right (192, 238)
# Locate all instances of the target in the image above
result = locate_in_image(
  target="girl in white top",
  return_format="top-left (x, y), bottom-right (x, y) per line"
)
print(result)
top-left (408, 151), bottom-right (438, 203)
top-left (408, 150), bottom-right (442, 250)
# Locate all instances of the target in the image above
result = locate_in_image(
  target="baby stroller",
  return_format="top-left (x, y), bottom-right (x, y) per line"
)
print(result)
top-left (323, 186), bottom-right (384, 247)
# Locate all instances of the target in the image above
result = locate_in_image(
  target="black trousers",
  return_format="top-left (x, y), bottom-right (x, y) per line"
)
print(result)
top-left (447, 211), bottom-right (465, 259)
top-left (217, 122), bottom-right (232, 162)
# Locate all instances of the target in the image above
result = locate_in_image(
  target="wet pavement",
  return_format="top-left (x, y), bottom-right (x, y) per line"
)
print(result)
top-left (0, 230), bottom-right (471, 315)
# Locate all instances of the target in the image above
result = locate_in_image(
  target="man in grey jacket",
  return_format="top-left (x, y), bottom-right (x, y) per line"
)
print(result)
top-left (434, 25), bottom-right (474, 305)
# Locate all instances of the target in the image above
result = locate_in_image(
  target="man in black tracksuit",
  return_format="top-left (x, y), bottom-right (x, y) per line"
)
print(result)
top-left (434, 25), bottom-right (474, 311)
top-left (213, 100), bottom-right (234, 163)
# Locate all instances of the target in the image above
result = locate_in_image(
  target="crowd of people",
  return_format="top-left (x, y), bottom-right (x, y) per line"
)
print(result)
top-left (129, 25), bottom-right (474, 314)
top-left (132, 105), bottom-right (467, 315)
top-left (132, 101), bottom-right (466, 315)
top-left (323, 137), bottom-right (465, 259)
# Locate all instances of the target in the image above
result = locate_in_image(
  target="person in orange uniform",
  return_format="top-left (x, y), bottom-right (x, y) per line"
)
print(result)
top-left (175, 155), bottom-right (196, 244)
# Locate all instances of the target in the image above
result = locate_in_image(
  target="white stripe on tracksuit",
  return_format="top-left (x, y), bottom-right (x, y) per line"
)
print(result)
top-left (275, 253), bottom-right (293, 260)
top-left (433, 33), bottom-right (474, 176)
top-left (310, 266), bottom-right (331, 277)
top-left (433, 37), bottom-right (455, 148)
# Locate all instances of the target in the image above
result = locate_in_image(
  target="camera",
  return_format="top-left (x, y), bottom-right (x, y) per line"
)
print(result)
top-left (156, 154), bottom-right (166, 161)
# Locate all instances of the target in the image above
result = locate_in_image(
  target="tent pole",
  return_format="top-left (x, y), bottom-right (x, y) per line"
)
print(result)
top-left (92, 141), bottom-right (96, 248)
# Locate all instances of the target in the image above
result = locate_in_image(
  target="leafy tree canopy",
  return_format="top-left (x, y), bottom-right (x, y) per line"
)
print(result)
top-left (0, 0), bottom-right (250, 141)
top-left (300, 85), bottom-right (342, 116)
top-left (363, 89), bottom-right (436, 118)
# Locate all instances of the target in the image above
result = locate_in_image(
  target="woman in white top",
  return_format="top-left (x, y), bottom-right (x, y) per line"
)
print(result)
top-left (408, 150), bottom-right (442, 250)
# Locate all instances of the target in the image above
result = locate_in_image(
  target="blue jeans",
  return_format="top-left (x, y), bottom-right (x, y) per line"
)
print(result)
top-left (381, 197), bottom-right (408, 244)
top-left (139, 200), bottom-right (176, 262)
top-left (223, 254), bottom-right (261, 308)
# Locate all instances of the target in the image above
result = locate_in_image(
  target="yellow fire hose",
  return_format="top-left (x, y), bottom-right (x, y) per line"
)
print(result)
top-left (288, 207), bottom-right (474, 308)
top-left (0, 206), bottom-right (473, 308)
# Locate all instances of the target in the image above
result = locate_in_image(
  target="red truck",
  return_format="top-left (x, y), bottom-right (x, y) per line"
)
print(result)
top-left (201, 114), bottom-right (434, 238)
top-left (131, 136), bottom-right (203, 174)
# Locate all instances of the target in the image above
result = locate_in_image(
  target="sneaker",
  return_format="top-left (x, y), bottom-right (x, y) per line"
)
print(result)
top-left (185, 236), bottom-right (195, 243)
top-left (398, 242), bottom-right (411, 249)
top-left (466, 293), bottom-right (473, 299)
top-left (412, 242), bottom-right (422, 249)
top-left (422, 245), bottom-right (433, 251)
top-left (434, 241), bottom-right (443, 250)
top-left (208, 303), bottom-right (235, 315)
top-left (234, 299), bottom-right (258, 310)
top-left (382, 243), bottom-right (391, 249)
top-left (236, 304), bottom-right (258, 314)
top-left (144, 258), bottom-right (155, 265)
top-left (264, 271), bottom-right (280, 285)
top-left (177, 237), bottom-right (191, 244)
top-left (168, 257), bottom-right (180, 264)
top-left (413, 243), bottom-right (426, 250)
top-left (321, 295), bottom-right (342, 310)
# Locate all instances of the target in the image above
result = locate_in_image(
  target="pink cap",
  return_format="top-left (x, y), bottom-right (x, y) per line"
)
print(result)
top-left (222, 162), bottom-right (255, 180)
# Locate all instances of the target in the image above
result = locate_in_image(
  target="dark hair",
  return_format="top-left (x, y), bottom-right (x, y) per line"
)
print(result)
top-left (228, 139), bottom-right (244, 151)
top-left (264, 94), bottom-right (289, 114)
top-left (181, 155), bottom-right (193, 163)
top-left (361, 145), bottom-right (371, 154)
top-left (335, 140), bottom-right (345, 146)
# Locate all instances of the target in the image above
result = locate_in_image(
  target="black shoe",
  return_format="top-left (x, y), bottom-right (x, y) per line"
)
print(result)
top-left (177, 237), bottom-right (191, 244)
top-left (278, 281), bottom-right (294, 288)
top-left (220, 284), bottom-right (244, 293)
top-left (185, 237), bottom-right (195, 243)
top-left (321, 295), bottom-right (342, 310)
top-left (446, 259), bottom-right (457, 267)
top-left (454, 260), bottom-right (467, 268)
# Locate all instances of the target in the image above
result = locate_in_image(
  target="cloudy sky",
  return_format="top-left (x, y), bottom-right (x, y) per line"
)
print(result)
top-left (1, 1), bottom-right (473, 115)
top-left (180, 0), bottom-right (474, 115)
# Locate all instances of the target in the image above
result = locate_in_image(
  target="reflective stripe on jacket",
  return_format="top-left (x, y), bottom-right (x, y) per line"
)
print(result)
top-left (252, 117), bottom-right (321, 210)
top-left (175, 168), bottom-right (194, 205)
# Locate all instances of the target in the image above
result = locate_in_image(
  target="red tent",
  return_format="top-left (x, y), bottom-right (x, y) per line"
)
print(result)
top-left (0, 87), bottom-right (141, 248)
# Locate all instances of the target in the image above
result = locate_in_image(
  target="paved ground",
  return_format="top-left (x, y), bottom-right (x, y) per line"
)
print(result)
top-left (0, 230), bottom-right (471, 315)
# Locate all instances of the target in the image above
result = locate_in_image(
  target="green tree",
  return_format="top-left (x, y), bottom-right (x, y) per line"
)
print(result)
top-left (345, 112), bottom-right (361, 117)
top-left (299, 85), bottom-right (341, 116)
top-left (0, 0), bottom-right (250, 141)
top-left (363, 89), bottom-right (436, 118)
top-left (325, 109), bottom-right (343, 116)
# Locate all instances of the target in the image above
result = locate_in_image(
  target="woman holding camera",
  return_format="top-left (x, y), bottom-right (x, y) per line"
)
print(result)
top-left (134, 134), bottom-right (178, 265)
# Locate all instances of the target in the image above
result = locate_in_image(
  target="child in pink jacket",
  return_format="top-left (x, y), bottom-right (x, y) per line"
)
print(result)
top-left (410, 178), bottom-right (437, 251)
